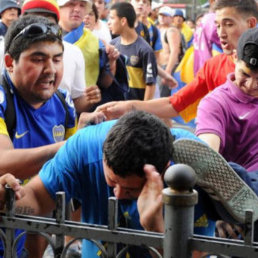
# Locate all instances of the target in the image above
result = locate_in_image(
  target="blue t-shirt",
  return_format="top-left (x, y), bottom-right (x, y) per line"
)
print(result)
top-left (39, 121), bottom-right (215, 257)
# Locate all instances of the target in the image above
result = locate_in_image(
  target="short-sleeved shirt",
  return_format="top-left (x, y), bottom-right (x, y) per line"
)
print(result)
top-left (170, 53), bottom-right (235, 123)
top-left (111, 36), bottom-right (158, 100)
top-left (196, 73), bottom-right (258, 171)
top-left (39, 120), bottom-right (215, 258)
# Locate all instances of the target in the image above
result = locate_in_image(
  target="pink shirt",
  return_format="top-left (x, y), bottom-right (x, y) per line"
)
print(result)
top-left (196, 73), bottom-right (258, 172)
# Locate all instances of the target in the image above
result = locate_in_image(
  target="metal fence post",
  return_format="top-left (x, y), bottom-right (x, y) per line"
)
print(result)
top-left (162, 164), bottom-right (198, 258)
top-left (107, 197), bottom-right (118, 257)
top-left (4, 185), bottom-right (15, 258)
top-left (55, 192), bottom-right (66, 257)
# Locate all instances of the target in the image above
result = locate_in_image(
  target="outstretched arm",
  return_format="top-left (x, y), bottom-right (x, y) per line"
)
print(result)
top-left (96, 97), bottom-right (179, 120)
top-left (0, 134), bottom-right (64, 179)
top-left (0, 174), bottom-right (55, 216)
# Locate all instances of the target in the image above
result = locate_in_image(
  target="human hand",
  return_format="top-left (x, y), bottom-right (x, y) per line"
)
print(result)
top-left (77, 111), bottom-right (106, 129)
top-left (0, 174), bottom-right (25, 210)
top-left (85, 85), bottom-right (101, 105)
top-left (161, 73), bottom-right (178, 89)
top-left (96, 101), bottom-right (133, 120)
top-left (216, 220), bottom-right (243, 239)
top-left (137, 164), bottom-right (164, 232)
top-left (105, 44), bottom-right (120, 66)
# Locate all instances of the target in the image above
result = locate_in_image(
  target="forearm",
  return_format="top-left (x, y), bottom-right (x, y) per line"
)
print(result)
top-left (19, 175), bottom-right (55, 216)
top-left (157, 65), bottom-right (166, 78)
top-left (131, 97), bottom-right (179, 118)
top-left (144, 85), bottom-right (156, 101)
top-left (165, 54), bottom-right (178, 75)
top-left (0, 142), bottom-right (64, 179)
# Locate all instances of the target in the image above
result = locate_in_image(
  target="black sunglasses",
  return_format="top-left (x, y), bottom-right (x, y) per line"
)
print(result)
top-left (13, 23), bottom-right (62, 42)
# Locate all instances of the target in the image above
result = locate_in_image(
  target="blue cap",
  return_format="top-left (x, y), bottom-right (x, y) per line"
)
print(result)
top-left (0, 0), bottom-right (21, 16)
top-left (173, 9), bottom-right (184, 19)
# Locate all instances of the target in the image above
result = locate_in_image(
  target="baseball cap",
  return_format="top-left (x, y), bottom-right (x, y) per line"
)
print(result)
top-left (151, 2), bottom-right (162, 10)
top-left (57, 0), bottom-right (90, 7)
top-left (158, 6), bottom-right (173, 17)
top-left (237, 28), bottom-right (258, 69)
top-left (0, 0), bottom-right (21, 17)
top-left (22, 0), bottom-right (60, 22)
top-left (173, 9), bottom-right (185, 20)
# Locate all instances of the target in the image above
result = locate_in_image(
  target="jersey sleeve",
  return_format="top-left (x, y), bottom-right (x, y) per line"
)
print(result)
top-left (195, 92), bottom-right (226, 150)
top-left (142, 46), bottom-right (158, 85)
top-left (0, 86), bottom-right (9, 136)
top-left (170, 60), bottom-right (210, 123)
top-left (152, 26), bottom-right (162, 52)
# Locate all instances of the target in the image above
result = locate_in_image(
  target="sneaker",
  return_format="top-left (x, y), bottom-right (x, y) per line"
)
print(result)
top-left (172, 139), bottom-right (258, 224)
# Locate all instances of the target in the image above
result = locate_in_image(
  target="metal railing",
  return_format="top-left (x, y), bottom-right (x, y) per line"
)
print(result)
top-left (0, 164), bottom-right (258, 257)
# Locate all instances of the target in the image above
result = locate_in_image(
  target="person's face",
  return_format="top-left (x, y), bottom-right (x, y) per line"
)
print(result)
top-left (108, 9), bottom-right (123, 35)
top-left (234, 60), bottom-right (258, 98)
top-left (186, 20), bottom-right (195, 30)
top-left (6, 41), bottom-right (63, 107)
top-left (1, 8), bottom-right (19, 25)
top-left (84, 8), bottom-right (96, 30)
top-left (103, 160), bottom-right (146, 199)
top-left (59, 0), bottom-right (88, 31)
top-left (142, 0), bottom-right (151, 18)
top-left (173, 15), bottom-right (184, 28)
top-left (130, 0), bottom-right (148, 17)
top-left (158, 14), bottom-right (172, 26)
top-left (215, 7), bottom-right (255, 55)
top-left (94, 0), bottom-right (105, 17)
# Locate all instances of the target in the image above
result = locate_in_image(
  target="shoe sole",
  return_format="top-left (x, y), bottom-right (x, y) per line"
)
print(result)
top-left (172, 139), bottom-right (258, 224)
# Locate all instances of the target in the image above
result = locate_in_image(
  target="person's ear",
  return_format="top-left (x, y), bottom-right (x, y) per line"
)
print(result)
top-left (4, 54), bottom-right (14, 73)
top-left (161, 161), bottom-right (171, 179)
top-left (247, 17), bottom-right (257, 28)
top-left (121, 17), bottom-right (127, 27)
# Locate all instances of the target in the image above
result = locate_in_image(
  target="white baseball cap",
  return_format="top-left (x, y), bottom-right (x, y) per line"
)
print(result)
top-left (151, 2), bottom-right (162, 10)
top-left (158, 6), bottom-right (173, 17)
top-left (57, 0), bottom-right (91, 7)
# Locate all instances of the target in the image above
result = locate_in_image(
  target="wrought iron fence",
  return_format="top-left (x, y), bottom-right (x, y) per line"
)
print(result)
top-left (0, 164), bottom-right (258, 257)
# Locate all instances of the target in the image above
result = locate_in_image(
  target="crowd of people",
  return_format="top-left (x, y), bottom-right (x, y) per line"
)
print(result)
top-left (0, 0), bottom-right (257, 257)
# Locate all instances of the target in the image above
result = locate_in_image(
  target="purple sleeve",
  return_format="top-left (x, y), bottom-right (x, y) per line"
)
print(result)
top-left (195, 93), bottom-right (226, 151)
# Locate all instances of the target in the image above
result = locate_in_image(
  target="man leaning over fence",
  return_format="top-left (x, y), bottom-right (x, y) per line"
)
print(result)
top-left (2, 109), bottom-right (258, 257)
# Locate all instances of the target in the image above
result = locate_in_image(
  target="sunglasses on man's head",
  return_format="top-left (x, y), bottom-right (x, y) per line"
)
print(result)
top-left (13, 23), bottom-right (62, 42)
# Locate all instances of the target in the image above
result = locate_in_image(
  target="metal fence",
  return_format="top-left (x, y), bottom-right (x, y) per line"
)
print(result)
top-left (0, 164), bottom-right (258, 257)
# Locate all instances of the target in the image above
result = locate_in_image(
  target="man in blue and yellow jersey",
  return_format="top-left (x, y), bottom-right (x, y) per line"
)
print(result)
top-left (108, 2), bottom-right (157, 100)
top-left (0, 15), bottom-right (77, 257)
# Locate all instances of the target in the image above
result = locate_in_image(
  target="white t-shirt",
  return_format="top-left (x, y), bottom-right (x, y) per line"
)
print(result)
top-left (59, 41), bottom-right (86, 99)
top-left (92, 20), bottom-right (112, 44)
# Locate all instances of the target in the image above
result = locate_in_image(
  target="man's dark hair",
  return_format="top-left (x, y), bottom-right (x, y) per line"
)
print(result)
top-left (103, 111), bottom-right (174, 178)
top-left (214, 0), bottom-right (258, 20)
top-left (5, 15), bottom-right (63, 61)
top-left (110, 2), bottom-right (136, 28)
top-left (92, 3), bottom-right (99, 22)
